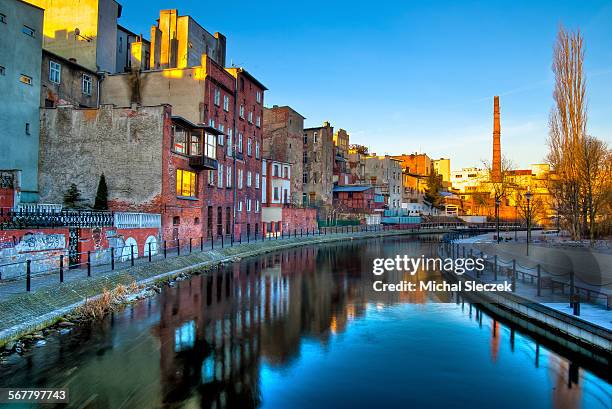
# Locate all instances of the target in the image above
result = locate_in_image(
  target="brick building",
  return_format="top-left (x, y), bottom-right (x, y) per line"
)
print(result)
top-left (302, 121), bottom-right (334, 207)
top-left (333, 129), bottom-right (351, 186)
top-left (38, 104), bottom-right (226, 241)
top-left (362, 156), bottom-right (403, 210)
top-left (392, 153), bottom-right (432, 176)
top-left (332, 185), bottom-right (376, 213)
top-left (261, 158), bottom-right (317, 236)
top-left (262, 105), bottom-right (305, 205)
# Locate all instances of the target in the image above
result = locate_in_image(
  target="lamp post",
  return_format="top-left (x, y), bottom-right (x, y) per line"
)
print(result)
top-left (495, 197), bottom-right (501, 243)
top-left (514, 203), bottom-right (518, 241)
top-left (525, 188), bottom-right (533, 256)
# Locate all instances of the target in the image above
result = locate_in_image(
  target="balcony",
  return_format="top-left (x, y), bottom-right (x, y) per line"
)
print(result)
top-left (189, 155), bottom-right (218, 170)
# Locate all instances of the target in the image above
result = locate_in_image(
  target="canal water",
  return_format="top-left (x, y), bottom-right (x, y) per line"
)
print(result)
top-left (1, 237), bottom-right (610, 409)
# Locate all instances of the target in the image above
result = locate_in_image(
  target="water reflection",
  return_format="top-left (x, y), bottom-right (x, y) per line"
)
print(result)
top-left (0, 237), bottom-right (609, 409)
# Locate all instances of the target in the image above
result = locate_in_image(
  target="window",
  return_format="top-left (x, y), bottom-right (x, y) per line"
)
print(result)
top-left (226, 165), bottom-right (232, 187)
top-left (239, 105), bottom-right (245, 119)
top-left (172, 125), bottom-right (188, 154)
top-left (256, 90), bottom-right (261, 103)
top-left (273, 187), bottom-right (280, 201)
top-left (303, 173), bottom-right (308, 184)
top-left (217, 165), bottom-right (223, 188)
top-left (20, 75), bottom-right (32, 85)
top-left (176, 169), bottom-right (197, 197)
top-left (208, 169), bottom-right (215, 186)
top-left (0, 66), bottom-right (5, 76)
top-left (173, 216), bottom-right (180, 225)
top-left (238, 168), bottom-right (243, 189)
top-left (118, 37), bottom-right (123, 53)
top-left (247, 138), bottom-right (252, 156)
top-left (237, 201), bottom-right (242, 212)
top-left (204, 132), bottom-right (216, 158)
top-left (314, 132), bottom-right (318, 143)
top-left (283, 166), bottom-right (289, 179)
top-left (214, 88), bottom-right (221, 106)
top-left (256, 200), bottom-right (260, 212)
top-left (272, 165), bottom-right (279, 177)
top-left (247, 199), bottom-right (252, 212)
top-left (25, 123), bottom-right (30, 135)
top-left (209, 118), bottom-right (215, 128)
top-left (218, 124), bottom-right (224, 146)
top-left (49, 61), bottom-right (61, 84)
top-left (255, 173), bottom-right (260, 189)
top-left (190, 132), bottom-right (201, 156)
top-left (227, 130), bottom-right (233, 155)
top-left (22, 25), bottom-right (35, 37)
top-left (223, 95), bottom-right (230, 111)
top-left (247, 171), bottom-right (252, 187)
top-left (303, 134), bottom-right (308, 144)
top-left (237, 133), bottom-right (243, 153)
top-left (303, 152), bottom-right (308, 164)
top-left (82, 74), bottom-right (92, 95)
top-left (256, 116), bottom-right (261, 128)
top-left (248, 111), bottom-right (253, 123)
top-left (0, 13), bottom-right (6, 23)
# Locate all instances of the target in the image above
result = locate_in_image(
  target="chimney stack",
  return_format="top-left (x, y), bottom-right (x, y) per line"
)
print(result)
top-left (492, 96), bottom-right (501, 182)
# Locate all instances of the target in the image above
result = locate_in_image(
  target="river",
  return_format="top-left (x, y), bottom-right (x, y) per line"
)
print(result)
top-left (0, 236), bottom-right (610, 409)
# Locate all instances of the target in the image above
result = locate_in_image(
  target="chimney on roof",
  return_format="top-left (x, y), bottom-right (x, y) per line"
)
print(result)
top-left (492, 96), bottom-right (501, 182)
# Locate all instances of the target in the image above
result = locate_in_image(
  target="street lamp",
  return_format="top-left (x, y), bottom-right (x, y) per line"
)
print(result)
top-left (495, 197), bottom-right (501, 243)
top-left (525, 188), bottom-right (533, 256)
top-left (514, 203), bottom-right (518, 241)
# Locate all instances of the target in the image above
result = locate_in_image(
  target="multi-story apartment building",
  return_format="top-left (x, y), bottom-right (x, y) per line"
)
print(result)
top-left (0, 0), bottom-right (44, 203)
top-left (24, 0), bottom-right (122, 73)
top-left (333, 128), bottom-right (351, 186)
top-left (363, 156), bottom-right (403, 210)
top-left (433, 158), bottom-right (451, 184)
top-left (116, 25), bottom-right (150, 72)
top-left (101, 11), bottom-right (266, 239)
top-left (262, 105), bottom-right (305, 205)
top-left (41, 49), bottom-right (100, 107)
top-left (302, 122), bottom-right (334, 207)
top-left (149, 9), bottom-right (226, 70)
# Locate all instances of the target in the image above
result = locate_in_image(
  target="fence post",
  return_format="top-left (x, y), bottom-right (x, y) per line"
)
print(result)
top-left (189, 238), bottom-right (193, 253)
top-left (569, 270), bottom-right (575, 309)
top-left (177, 239), bottom-right (180, 256)
top-left (87, 250), bottom-right (91, 277)
top-left (164, 240), bottom-right (167, 258)
top-left (148, 242), bottom-right (152, 262)
top-left (536, 264), bottom-right (541, 296)
top-left (512, 260), bottom-right (516, 292)
top-left (200, 236), bottom-right (204, 251)
top-left (221, 235), bottom-right (224, 248)
top-left (26, 260), bottom-right (31, 292)
top-left (130, 245), bottom-right (135, 266)
top-left (211, 236), bottom-right (214, 250)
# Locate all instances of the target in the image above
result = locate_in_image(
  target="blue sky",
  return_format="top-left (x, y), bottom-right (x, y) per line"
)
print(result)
top-left (119, 0), bottom-right (612, 169)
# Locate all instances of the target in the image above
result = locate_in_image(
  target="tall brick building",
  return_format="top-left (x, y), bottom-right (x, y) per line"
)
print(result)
top-left (333, 129), bottom-right (351, 186)
top-left (262, 105), bottom-right (305, 205)
top-left (302, 122), bottom-right (334, 206)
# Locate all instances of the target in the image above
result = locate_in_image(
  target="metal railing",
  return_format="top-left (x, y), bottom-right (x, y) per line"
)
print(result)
top-left (114, 212), bottom-right (161, 229)
top-left (0, 208), bottom-right (114, 230)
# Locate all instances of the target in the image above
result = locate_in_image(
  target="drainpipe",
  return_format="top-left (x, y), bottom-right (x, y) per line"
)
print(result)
top-left (96, 71), bottom-right (105, 108)
top-left (231, 70), bottom-right (239, 239)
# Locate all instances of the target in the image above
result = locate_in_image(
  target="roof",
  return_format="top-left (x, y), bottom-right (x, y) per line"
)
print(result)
top-left (226, 67), bottom-right (268, 91)
top-left (171, 116), bottom-right (224, 135)
top-left (43, 50), bottom-right (99, 76)
top-left (333, 185), bottom-right (373, 193)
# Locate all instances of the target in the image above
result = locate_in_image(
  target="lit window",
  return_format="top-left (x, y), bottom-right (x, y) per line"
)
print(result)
top-left (223, 95), bottom-right (229, 111)
top-left (176, 169), bottom-right (197, 197)
top-left (214, 88), bottom-right (220, 106)
top-left (49, 61), bottom-right (61, 84)
top-left (82, 74), bottom-right (92, 95)
top-left (19, 75), bottom-right (32, 85)
top-left (22, 25), bottom-right (35, 37)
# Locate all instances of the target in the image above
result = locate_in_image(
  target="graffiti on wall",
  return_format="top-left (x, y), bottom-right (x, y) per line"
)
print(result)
top-left (15, 233), bottom-right (66, 252)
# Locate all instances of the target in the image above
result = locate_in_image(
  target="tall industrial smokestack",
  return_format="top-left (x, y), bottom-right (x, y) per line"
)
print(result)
top-left (492, 96), bottom-right (501, 182)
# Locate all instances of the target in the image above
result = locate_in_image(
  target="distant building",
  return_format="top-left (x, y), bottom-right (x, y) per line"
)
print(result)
top-left (332, 185), bottom-right (376, 213)
top-left (433, 158), bottom-right (450, 183)
top-left (303, 121), bottom-right (335, 207)
top-left (363, 156), bottom-right (402, 210)
top-left (0, 0), bottom-right (44, 203)
top-left (263, 105), bottom-right (305, 205)
top-left (24, 0), bottom-right (122, 73)
top-left (41, 49), bottom-right (100, 108)
top-left (333, 128), bottom-right (351, 186)
top-left (392, 153), bottom-right (432, 176)
top-left (116, 24), bottom-right (150, 72)
top-left (149, 9), bottom-right (226, 70)
top-left (451, 167), bottom-right (487, 193)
